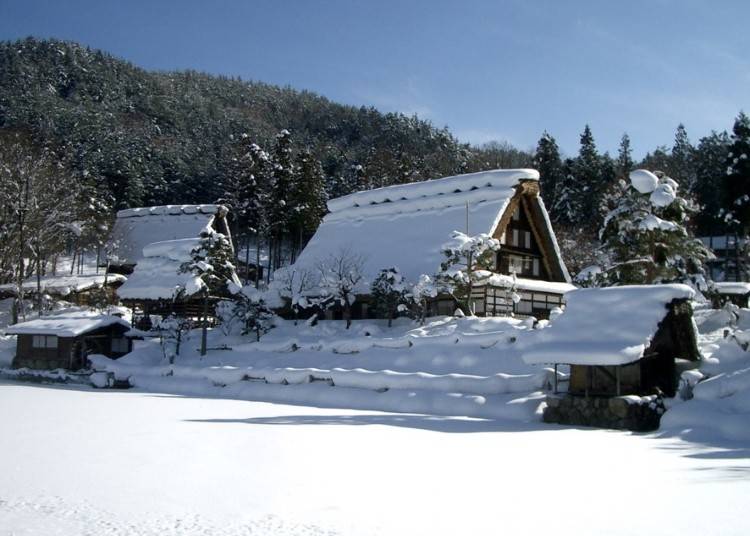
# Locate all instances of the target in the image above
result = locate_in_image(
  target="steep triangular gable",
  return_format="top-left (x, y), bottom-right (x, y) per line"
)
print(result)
top-left (490, 180), bottom-right (571, 283)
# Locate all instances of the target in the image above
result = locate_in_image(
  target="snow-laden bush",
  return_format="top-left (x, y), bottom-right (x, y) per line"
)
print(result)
top-left (436, 231), bottom-right (500, 315)
top-left (370, 267), bottom-right (410, 327)
top-left (220, 285), bottom-right (276, 341)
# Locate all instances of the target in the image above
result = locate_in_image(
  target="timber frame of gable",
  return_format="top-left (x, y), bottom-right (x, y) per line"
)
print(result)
top-left (491, 179), bottom-right (568, 283)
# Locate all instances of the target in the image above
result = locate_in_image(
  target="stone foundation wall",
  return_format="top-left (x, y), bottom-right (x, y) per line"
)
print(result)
top-left (13, 355), bottom-right (71, 370)
top-left (543, 394), bottom-right (666, 431)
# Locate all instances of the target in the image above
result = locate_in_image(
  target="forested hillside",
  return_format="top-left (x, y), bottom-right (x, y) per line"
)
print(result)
top-left (0, 37), bottom-right (479, 210)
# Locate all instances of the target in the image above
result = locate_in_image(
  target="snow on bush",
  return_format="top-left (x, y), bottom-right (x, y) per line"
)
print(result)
top-left (629, 169), bottom-right (659, 194)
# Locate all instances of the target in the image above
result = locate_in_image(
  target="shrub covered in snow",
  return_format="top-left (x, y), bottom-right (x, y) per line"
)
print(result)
top-left (221, 286), bottom-right (276, 341)
top-left (315, 248), bottom-right (366, 329)
top-left (370, 267), bottom-right (410, 327)
top-left (436, 231), bottom-right (500, 315)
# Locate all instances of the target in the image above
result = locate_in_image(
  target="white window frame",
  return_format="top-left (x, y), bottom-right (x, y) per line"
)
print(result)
top-left (524, 231), bottom-right (531, 249)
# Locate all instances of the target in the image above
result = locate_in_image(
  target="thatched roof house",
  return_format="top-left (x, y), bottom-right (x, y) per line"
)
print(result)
top-left (290, 168), bottom-right (574, 318)
top-left (107, 204), bottom-right (232, 274)
top-left (0, 273), bottom-right (126, 305)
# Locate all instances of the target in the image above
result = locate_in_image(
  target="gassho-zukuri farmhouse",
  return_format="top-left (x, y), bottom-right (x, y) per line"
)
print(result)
top-left (288, 168), bottom-right (575, 319)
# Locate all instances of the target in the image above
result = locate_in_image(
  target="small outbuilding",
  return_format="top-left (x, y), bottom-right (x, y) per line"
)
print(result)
top-left (521, 284), bottom-right (701, 430)
top-left (710, 282), bottom-right (750, 308)
top-left (5, 311), bottom-right (132, 370)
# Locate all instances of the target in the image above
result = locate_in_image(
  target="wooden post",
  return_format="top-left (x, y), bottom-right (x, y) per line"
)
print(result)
top-left (553, 363), bottom-right (558, 394)
top-left (616, 366), bottom-right (621, 396)
top-left (200, 291), bottom-right (209, 357)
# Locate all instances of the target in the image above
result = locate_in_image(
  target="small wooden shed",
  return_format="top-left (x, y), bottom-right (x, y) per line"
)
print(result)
top-left (522, 284), bottom-right (701, 398)
top-left (710, 282), bottom-right (750, 309)
top-left (5, 311), bottom-right (132, 370)
top-left (521, 284), bottom-right (701, 430)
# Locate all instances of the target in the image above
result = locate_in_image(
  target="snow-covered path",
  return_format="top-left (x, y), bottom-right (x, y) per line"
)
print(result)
top-left (1, 382), bottom-right (748, 536)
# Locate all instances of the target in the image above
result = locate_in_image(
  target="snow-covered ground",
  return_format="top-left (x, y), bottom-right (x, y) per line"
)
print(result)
top-left (1, 301), bottom-right (749, 534)
top-left (90, 315), bottom-right (552, 421)
top-left (1, 381), bottom-right (749, 536)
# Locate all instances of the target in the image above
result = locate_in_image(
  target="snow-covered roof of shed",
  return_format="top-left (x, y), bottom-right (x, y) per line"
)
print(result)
top-left (292, 169), bottom-right (544, 285)
top-left (108, 205), bottom-right (224, 265)
top-left (5, 310), bottom-right (130, 337)
top-left (520, 284), bottom-right (695, 366)
top-left (713, 282), bottom-right (750, 295)
top-left (116, 238), bottom-right (206, 301)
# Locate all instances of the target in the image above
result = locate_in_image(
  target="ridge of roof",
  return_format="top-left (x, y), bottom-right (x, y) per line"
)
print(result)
top-left (116, 204), bottom-right (225, 219)
top-left (327, 169), bottom-right (538, 214)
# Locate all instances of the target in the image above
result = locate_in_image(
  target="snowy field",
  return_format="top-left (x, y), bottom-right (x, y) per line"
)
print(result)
top-left (1, 381), bottom-right (749, 536)
top-left (1, 301), bottom-right (749, 534)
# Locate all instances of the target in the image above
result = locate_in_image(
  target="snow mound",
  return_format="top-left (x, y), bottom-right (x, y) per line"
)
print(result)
top-left (638, 214), bottom-right (680, 232)
top-left (649, 182), bottom-right (677, 207)
top-left (629, 169), bottom-right (659, 194)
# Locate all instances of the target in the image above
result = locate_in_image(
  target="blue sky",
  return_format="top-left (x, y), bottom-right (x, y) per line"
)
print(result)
top-left (1, 0), bottom-right (748, 158)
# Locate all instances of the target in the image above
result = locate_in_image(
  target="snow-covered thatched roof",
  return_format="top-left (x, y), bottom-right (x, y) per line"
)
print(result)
top-left (291, 169), bottom-right (566, 286)
top-left (520, 284), bottom-right (696, 366)
top-left (116, 238), bottom-right (206, 301)
top-left (5, 310), bottom-right (130, 337)
top-left (108, 205), bottom-right (228, 266)
top-left (0, 273), bottom-right (126, 297)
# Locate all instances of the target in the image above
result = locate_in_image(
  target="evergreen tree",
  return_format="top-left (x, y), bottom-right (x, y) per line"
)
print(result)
top-left (180, 229), bottom-right (239, 354)
top-left (671, 124), bottom-right (696, 191)
top-left (533, 131), bottom-right (564, 207)
top-left (598, 169), bottom-right (711, 288)
top-left (640, 146), bottom-right (672, 173)
top-left (616, 133), bottom-right (634, 179)
top-left (370, 267), bottom-right (409, 327)
top-left (723, 112), bottom-right (750, 234)
top-left (288, 148), bottom-right (327, 259)
top-left (693, 131), bottom-right (731, 234)
top-left (552, 158), bottom-right (584, 226)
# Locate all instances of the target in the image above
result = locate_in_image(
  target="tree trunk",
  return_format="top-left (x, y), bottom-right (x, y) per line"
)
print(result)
top-left (244, 234), bottom-right (251, 285)
top-left (36, 242), bottom-right (42, 317)
top-left (255, 232), bottom-right (261, 289)
top-left (200, 291), bottom-right (209, 356)
top-left (344, 299), bottom-right (352, 329)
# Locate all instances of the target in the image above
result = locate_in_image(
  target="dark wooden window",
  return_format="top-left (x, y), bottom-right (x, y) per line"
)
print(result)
top-left (111, 337), bottom-right (129, 353)
top-left (32, 335), bottom-right (58, 349)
